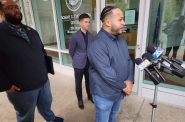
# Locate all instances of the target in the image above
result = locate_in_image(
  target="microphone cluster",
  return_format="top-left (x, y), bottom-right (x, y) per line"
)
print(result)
top-left (135, 45), bottom-right (185, 85)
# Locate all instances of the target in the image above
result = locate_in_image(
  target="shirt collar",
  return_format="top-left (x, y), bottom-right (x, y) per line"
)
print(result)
top-left (101, 28), bottom-right (118, 41)
top-left (5, 21), bottom-right (23, 30)
top-left (80, 29), bottom-right (88, 35)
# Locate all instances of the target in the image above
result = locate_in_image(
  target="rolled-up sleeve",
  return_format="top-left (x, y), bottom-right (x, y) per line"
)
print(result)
top-left (88, 41), bottom-right (126, 92)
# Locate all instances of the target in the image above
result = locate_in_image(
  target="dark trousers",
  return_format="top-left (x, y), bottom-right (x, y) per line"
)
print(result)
top-left (166, 46), bottom-right (180, 58)
top-left (74, 64), bottom-right (91, 101)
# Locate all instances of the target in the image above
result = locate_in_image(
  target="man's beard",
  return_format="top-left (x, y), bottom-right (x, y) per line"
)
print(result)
top-left (111, 27), bottom-right (123, 35)
top-left (111, 24), bottom-right (123, 35)
top-left (5, 13), bottom-right (22, 25)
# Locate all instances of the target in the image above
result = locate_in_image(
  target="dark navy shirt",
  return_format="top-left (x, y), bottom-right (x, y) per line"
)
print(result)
top-left (80, 30), bottom-right (88, 48)
top-left (88, 28), bottom-right (134, 101)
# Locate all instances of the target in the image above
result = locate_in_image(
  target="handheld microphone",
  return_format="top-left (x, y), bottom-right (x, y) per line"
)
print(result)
top-left (135, 58), bottom-right (160, 85)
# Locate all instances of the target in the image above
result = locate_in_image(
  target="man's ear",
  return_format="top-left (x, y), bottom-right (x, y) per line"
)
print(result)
top-left (104, 17), bottom-right (111, 27)
top-left (79, 20), bottom-right (82, 27)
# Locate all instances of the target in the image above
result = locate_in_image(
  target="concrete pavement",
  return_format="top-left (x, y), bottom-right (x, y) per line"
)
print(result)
top-left (0, 71), bottom-right (185, 122)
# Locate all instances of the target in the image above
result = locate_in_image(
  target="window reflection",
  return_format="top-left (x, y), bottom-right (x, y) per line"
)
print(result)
top-left (56, 0), bottom-right (97, 66)
top-left (146, 0), bottom-right (185, 89)
top-left (46, 50), bottom-right (59, 63)
top-left (32, 0), bottom-right (58, 49)
top-left (61, 53), bottom-right (72, 66)
top-left (58, 0), bottom-right (96, 50)
top-left (106, 0), bottom-right (140, 60)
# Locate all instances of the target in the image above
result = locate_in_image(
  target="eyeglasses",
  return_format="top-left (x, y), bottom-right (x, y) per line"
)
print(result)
top-left (3, 5), bottom-right (21, 10)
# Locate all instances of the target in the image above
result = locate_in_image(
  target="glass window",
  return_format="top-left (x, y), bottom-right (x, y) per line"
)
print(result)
top-left (106, 0), bottom-right (140, 75)
top-left (46, 50), bottom-right (59, 63)
top-left (106, 0), bottom-right (139, 59)
top-left (61, 53), bottom-right (72, 66)
top-left (19, 0), bottom-right (34, 28)
top-left (145, 0), bottom-right (185, 91)
top-left (55, 0), bottom-right (97, 66)
top-left (31, 0), bottom-right (58, 49)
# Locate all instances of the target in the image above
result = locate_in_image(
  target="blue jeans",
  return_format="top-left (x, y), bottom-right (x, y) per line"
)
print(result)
top-left (93, 95), bottom-right (123, 122)
top-left (6, 80), bottom-right (55, 122)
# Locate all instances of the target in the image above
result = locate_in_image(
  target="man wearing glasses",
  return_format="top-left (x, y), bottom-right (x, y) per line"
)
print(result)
top-left (0, 0), bottom-right (63, 122)
top-left (88, 6), bottom-right (134, 122)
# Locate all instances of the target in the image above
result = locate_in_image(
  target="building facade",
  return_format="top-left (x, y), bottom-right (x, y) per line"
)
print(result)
top-left (15, 0), bottom-right (185, 107)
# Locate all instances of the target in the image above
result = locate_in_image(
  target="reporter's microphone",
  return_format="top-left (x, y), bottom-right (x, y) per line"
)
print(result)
top-left (142, 52), bottom-right (165, 82)
top-left (147, 46), bottom-right (165, 61)
top-left (135, 58), bottom-right (160, 85)
top-left (147, 46), bottom-right (185, 77)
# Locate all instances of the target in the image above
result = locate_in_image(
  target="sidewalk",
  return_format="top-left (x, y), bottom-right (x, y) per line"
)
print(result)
top-left (0, 72), bottom-right (185, 122)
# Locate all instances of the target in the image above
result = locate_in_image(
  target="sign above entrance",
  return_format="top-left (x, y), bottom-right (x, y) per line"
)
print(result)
top-left (65, 0), bottom-right (82, 11)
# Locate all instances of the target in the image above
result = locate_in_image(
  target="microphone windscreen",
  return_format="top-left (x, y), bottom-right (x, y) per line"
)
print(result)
top-left (142, 52), bottom-right (153, 60)
top-left (147, 45), bottom-right (156, 54)
top-left (135, 58), bottom-right (142, 65)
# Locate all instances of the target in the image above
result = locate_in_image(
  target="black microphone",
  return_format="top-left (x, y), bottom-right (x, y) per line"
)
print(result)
top-left (169, 57), bottom-right (183, 65)
top-left (145, 48), bottom-right (173, 72)
top-left (142, 52), bottom-right (159, 66)
top-left (135, 58), bottom-right (160, 85)
top-left (171, 63), bottom-right (185, 78)
top-left (142, 53), bottom-right (165, 82)
top-left (147, 45), bottom-right (185, 78)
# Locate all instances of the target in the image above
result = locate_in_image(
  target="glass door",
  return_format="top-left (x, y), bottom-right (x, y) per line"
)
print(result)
top-left (105, 0), bottom-right (140, 92)
top-left (105, 0), bottom-right (140, 60)
top-left (55, 0), bottom-right (98, 66)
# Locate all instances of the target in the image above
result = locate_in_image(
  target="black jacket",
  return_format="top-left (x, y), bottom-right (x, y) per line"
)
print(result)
top-left (0, 22), bottom-right (48, 92)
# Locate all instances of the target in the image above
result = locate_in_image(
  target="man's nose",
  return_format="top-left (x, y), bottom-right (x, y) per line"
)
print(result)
top-left (122, 20), bottom-right (125, 26)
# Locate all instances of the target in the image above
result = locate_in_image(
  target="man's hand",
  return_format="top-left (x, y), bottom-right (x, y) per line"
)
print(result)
top-left (7, 85), bottom-right (20, 92)
top-left (123, 80), bottom-right (133, 96)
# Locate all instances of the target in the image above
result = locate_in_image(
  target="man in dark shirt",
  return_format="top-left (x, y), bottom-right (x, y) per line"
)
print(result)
top-left (88, 6), bottom-right (134, 122)
top-left (69, 13), bottom-right (94, 109)
top-left (0, 0), bottom-right (63, 122)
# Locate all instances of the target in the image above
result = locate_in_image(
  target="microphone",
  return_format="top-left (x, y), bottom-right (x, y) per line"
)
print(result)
top-left (147, 46), bottom-right (165, 61)
top-left (142, 53), bottom-right (165, 82)
top-left (147, 45), bottom-right (185, 78)
top-left (169, 57), bottom-right (185, 69)
top-left (170, 63), bottom-right (185, 78)
top-left (170, 57), bottom-right (183, 65)
top-left (142, 52), bottom-right (158, 65)
top-left (135, 58), bottom-right (160, 85)
top-left (135, 57), bottom-right (152, 71)
top-left (147, 46), bottom-right (171, 64)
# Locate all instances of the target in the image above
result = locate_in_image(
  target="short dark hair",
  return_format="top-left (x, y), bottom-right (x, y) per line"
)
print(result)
top-left (78, 13), bottom-right (90, 21)
top-left (100, 6), bottom-right (117, 22)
